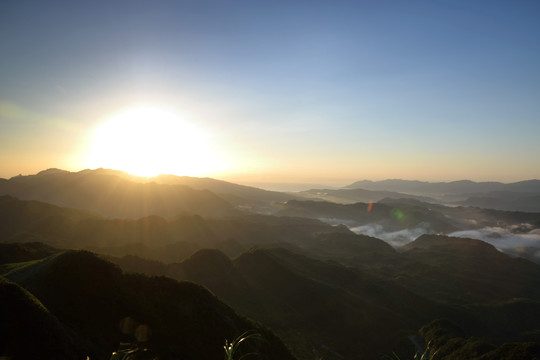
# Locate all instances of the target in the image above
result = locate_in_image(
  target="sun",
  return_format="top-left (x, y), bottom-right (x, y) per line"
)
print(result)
top-left (85, 105), bottom-right (226, 177)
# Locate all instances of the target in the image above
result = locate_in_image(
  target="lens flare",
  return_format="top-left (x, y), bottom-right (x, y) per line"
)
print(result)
top-left (391, 208), bottom-right (404, 221)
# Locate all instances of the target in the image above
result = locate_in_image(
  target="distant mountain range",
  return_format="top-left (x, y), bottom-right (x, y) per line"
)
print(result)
top-left (295, 187), bottom-right (437, 204)
top-left (3, 169), bottom-right (540, 213)
top-left (345, 178), bottom-right (540, 195)
top-left (341, 179), bottom-right (540, 212)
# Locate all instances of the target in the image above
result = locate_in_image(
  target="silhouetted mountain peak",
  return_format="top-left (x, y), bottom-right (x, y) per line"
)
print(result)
top-left (48, 250), bottom-right (122, 277)
top-left (182, 249), bottom-right (234, 277)
top-left (32, 168), bottom-right (68, 176)
top-left (235, 248), bottom-right (283, 272)
top-left (6, 250), bottom-right (122, 295)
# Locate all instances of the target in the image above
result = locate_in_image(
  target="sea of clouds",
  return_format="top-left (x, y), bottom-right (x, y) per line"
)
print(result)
top-left (348, 222), bottom-right (540, 262)
top-left (350, 222), bottom-right (435, 247)
top-left (449, 226), bottom-right (540, 251)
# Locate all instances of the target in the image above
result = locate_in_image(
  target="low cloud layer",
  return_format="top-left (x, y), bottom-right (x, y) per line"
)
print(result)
top-left (449, 226), bottom-right (540, 261)
top-left (350, 222), bottom-right (435, 247)
top-left (348, 221), bottom-right (540, 263)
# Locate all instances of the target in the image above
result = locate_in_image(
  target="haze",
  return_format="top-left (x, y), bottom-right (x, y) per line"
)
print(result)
top-left (1, 1), bottom-right (539, 185)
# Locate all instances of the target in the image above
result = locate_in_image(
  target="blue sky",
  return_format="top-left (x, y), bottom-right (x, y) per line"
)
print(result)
top-left (1, 0), bottom-right (539, 185)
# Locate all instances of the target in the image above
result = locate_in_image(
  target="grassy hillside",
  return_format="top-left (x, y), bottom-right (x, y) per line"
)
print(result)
top-left (2, 250), bottom-right (295, 360)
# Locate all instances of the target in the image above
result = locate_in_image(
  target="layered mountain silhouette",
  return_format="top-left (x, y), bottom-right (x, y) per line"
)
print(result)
top-left (2, 169), bottom-right (540, 360)
top-left (0, 195), bottom-right (353, 261)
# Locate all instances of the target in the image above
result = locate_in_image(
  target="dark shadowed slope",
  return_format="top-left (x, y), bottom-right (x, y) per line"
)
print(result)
top-left (0, 277), bottom-right (84, 360)
top-left (399, 234), bottom-right (540, 303)
top-left (113, 246), bottom-right (448, 360)
top-left (2, 250), bottom-right (295, 360)
top-left (417, 318), bottom-right (540, 360)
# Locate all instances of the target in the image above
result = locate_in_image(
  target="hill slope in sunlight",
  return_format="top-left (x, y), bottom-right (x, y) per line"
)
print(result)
top-left (0, 168), bottom-right (298, 215)
top-left (0, 169), bottom-right (236, 218)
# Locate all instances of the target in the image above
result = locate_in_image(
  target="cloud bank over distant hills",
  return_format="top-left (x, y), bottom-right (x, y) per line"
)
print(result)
top-left (450, 226), bottom-right (540, 261)
top-left (350, 222), bottom-right (435, 247)
top-left (350, 221), bottom-right (540, 263)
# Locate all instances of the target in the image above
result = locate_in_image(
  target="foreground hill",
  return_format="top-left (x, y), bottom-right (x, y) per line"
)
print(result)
top-left (111, 234), bottom-right (540, 360)
top-left (101, 247), bottom-right (444, 360)
top-left (0, 277), bottom-right (83, 360)
top-left (1, 250), bottom-right (294, 360)
top-left (3, 234), bottom-right (540, 360)
top-left (0, 168), bottom-right (236, 218)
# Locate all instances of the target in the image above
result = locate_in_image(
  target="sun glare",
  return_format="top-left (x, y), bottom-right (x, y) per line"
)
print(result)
top-left (86, 106), bottom-right (226, 177)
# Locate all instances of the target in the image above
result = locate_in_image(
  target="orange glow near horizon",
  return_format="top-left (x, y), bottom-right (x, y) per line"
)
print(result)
top-left (85, 106), bottom-right (227, 177)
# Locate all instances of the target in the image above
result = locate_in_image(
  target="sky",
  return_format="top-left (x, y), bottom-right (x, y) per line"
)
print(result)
top-left (1, 0), bottom-right (539, 187)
